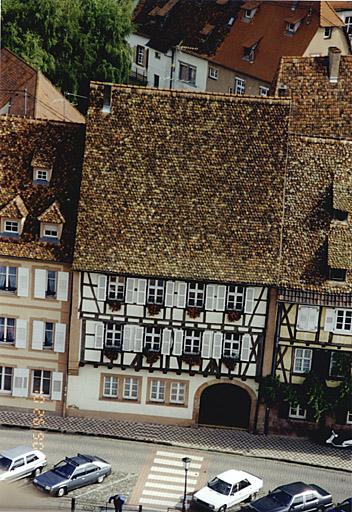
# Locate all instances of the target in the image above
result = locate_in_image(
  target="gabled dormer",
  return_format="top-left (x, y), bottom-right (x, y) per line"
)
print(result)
top-left (0, 195), bottom-right (28, 237)
top-left (38, 201), bottom-right (65, 243)
top-left (32, 151), bottom-right (54, 185)
top-left (284, 13), bottom-right (304, 34)
top-left (241, 1), bottom-right (259, 22)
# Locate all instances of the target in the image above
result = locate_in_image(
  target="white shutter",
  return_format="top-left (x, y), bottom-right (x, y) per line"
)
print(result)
top-left (175, 281), bottom-right (187, 308)
top-left (94, 322), bottom-right (104, 349)
top-left (244, 287), bottom-right (255, 314)
top-left (34, 269), bottom-right (46, 299)
top-left (51, 372), bottom-right (63, 401)
top-left (324, 308), bottom-right (335, 332)
top-left (97, 274), bottom-right (107, 301)
top-left (57, 271), bottom-right (69, 301)
top-left (308, 307), bottom-right (319, 331)
top-left (297, 306), bottom-right (319, 332)
top-left (161, 328), bottom-right (172, 355)
top-left (54, 323), bottom-right (66, 353)
top-left (15, 319), bottom-right (27, 349)
top-left (205, 284), bottom-right (216, 311)
top-left (17, 267), bottom-right (29, 297)
top-left (123, 324), bottom-right (135, 351)
top-left (212, 332), bottom-right (223, 359)
top-left (241, 334), bottom-right (251, 361)
top-left (137, 278), bottom-right (147, 305)
top-left (126, 278), bottom-right (136, 303)
top-left (173, 329), bottom-right (183, 356)
top-left (134, 325), bottom-right (144, 352)
top-left (12, 368), bottom-right (29, 397)
top-left (216, 285), bottom-right (226, 311)
top-left (201, 330), bottom-right (213, 358)
top-left (32, 320), bottom-right (45, 350)
top-left (297, 305), bottom-right (309, 331)
top-left (165, 281), bottom-right (175, 307)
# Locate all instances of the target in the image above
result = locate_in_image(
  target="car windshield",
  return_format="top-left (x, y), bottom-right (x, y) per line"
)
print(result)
top-left (0, 456), bottom-right (12, 470)
top-left (208, 478), bottom-right (232, 496)
top-left (270, 490), bottom-right (292, 506)
top-left (53, 462), bottom-right (75, 478)
top-left (338, 503), bottom-right (351, 512)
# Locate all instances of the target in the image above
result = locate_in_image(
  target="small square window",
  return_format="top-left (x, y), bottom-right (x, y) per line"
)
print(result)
top-left (324, 27), bottom-right (332, 39)
top-left (289, 404), bottom-right (306, 419)
top-left (329, 268), bottom-right (346, 282)
top-left (259, 86), bottom-right (269, 97)
top-left (209, 67), bottom-right (218, 80)
top-left (43, 224), bottom-right (58, 238)
top-left (286, 21), bottom-right (300, 33)
top-left (36, 169), bottom-right (48, 181)
top-left (4, 220), bottom-right (19, 233)
top-left (346, 410), bottom-right (352, 424)
top-left (155, 52), bottom-right (161, 59)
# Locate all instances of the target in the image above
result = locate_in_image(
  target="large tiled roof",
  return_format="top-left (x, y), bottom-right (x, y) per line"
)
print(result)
top-left (274, 55), bottom-right (352, 138)
top-left (73, 83), bottom-right (290, 284)
top-left (133, 0), bottom-right (242, 55)
top-left (211, 1), bottom-right (343, 83)
top-left (0, 117), bottom-right (84, 263)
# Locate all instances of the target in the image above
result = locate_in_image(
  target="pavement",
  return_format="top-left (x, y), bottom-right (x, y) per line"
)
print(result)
top-left (0, 410), bottom-right (351, 473)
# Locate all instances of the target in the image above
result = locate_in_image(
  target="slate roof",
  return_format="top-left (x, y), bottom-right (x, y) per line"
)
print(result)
top-left (73, 83), bottom-right (352, 292)
top-left (210, 1), bottom-right (345, 84)
top-left (273, 55), bottom-right (352, 138)
top-left (133, 0), bottom-right (242, 55)
top-left (0, 117), bottom-right (84, 262)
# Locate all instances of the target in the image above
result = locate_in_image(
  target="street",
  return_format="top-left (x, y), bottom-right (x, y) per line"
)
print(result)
top-left (0, 427), bottom-right (350, 511)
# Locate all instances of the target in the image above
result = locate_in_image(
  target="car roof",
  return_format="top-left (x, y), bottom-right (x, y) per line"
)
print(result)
top-left (0, 446), bottom-right (34, 459)
top-left (275, 482), bottom-right (311, 495)
top-left (216, 470), bottom-right (253, 484)
top-left (65, 454), bottom-right (96, 466)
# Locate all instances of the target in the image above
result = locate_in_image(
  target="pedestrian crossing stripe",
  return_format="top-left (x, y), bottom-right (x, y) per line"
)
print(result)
top-left (140, 497), bottom-right (191, 507)
top-left (156, 450), bottom-right (204, 461)
top-left (145, 481), bottom-right (195, 492)
top-left (148, 473), bottom-right (198, 484)
top-left (154, 458), bottom-right (202, 469)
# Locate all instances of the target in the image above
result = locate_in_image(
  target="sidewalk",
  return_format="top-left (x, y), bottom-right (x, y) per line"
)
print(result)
top-left (0, 409), bottom-right (350, 473)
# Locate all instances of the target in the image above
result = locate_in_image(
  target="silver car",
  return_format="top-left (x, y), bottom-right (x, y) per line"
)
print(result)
top-left (0, 446), bottom-right (47, 481)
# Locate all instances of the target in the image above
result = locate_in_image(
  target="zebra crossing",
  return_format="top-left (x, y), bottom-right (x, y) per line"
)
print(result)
top-left (139, 450), bottom-right (204, 509)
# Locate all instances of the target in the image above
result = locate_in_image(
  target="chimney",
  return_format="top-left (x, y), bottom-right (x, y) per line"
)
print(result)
top-left (328, 47), bottom-right (341, 84)
top-left (102, 84), bottom-right (112, 113)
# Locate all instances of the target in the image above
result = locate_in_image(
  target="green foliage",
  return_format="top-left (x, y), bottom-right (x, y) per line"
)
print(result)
top-left (301, 372), bottom-right (330, 422)
top-left (259, 375), bottom-right (281, 406)
top-left (2, 0), bottom-right (134, 104)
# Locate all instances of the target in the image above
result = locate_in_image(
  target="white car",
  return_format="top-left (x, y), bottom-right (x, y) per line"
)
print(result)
top-left (192, 470), bottom-right (263, 512)
top-left (0, 446), bottom-right (47, 482)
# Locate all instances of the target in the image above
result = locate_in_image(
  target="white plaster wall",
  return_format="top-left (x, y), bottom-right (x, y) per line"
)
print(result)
top-left (173, 51), bottom-right (208, 91)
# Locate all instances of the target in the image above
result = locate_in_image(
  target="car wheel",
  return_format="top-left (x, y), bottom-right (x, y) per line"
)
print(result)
top-left (97, 474), bottom-right (105, 484)
top-left (249, 493), bottom-right (257, 502)
top-left (57, 487), bottom-right (66, 498)
top-left (218, 506), bottom-right (227, 512)
top-left (32, 467), bottom-right (42, 477)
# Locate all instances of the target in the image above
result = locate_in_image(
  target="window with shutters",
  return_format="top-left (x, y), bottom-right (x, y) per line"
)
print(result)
top-left (44, 322), bottom-right (54, 349)
top-left (46, 271), bottom-right (57, 297)
top-left (0, 266), bottom-right (17, 292)
top-left (32, 370), bottom-right (51, 396)
top-left (184, 329), bottom-right (201, 354)
top-left (223, 333), bottom-right (240, 359)
top-left (297, 305), bottom-right (319, 332)
top-left (108, 276), bottom-right (125, 301)
top-left (335, 309), bottom-right (352, 333)
top-left (147, 279), bottom-right (165, 305)
top-left (103, 376), bottom-right (118, 398)
top-left (289, 405), bottom-right (306, 419)
top-left (226, 285), bottom-right (244, 311)
top-left (293, 348), bottom-right (312, 374)
top-left (150, 380), bottom-right (165, 402)
top-left (144, 326), bottom-right (162, 352)
top-left (105, 323), bottom-right (123, 348)
top-left (170, 382), bottom-right (185, 404)
top-left (187, 283), bottom-right (205, 308)
top-left (0, 366), bottom-right (12, 393)
top-left (123, 377), bottom-right (139, 400)
top-left (179, 62), bottom-right (197, 85)
top-left (136, 45), bottom-right (145, 65)
top-left (0, 317), bottom-right (15, 343)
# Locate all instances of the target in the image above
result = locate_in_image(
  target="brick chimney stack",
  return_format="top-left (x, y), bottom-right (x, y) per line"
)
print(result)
top-left (328, 46), bottom-right (342, 84)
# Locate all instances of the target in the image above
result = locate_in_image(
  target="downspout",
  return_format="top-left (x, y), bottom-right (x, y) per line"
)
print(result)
top-left (170, 47), bottom-right (175, 89)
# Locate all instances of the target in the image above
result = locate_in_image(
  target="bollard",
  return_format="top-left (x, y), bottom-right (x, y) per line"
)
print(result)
top-left (71, 497), bottom-right (76, 512)
top-left (138, 506), bottom-right (142, 512)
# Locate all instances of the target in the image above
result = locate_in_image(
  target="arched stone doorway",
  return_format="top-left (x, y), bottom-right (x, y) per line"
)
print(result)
top-left (198, 383), bottom-right (251, 429)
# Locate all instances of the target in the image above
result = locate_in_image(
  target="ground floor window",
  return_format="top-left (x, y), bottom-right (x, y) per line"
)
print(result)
top-left (150, 380), bottom-right (165, 402)
top-left (147, 379), bottom-right (188, 406)
top-left (32, 370), bottom-right (51, 396)
top-left (123, 377), bottom-right (139, 400)
top-left (0, 366), bottom-right (12, 392)
top-left (103, 376), bottom-right (118, 397)
top-left (347, 411), bottom-right (352, 424)
top-left (170, 382), bottom-right (185, 404)
top-left (289, 404), bottom-right (306, 420)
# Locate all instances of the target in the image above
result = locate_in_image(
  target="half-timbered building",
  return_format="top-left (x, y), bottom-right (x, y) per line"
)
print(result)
top-left (67, 83), bottom-right (291, 431)
top-left (0, 116), bottom-right (83, 414)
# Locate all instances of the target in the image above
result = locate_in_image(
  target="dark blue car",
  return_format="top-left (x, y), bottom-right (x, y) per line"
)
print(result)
top-left (327, 498), bottom-right (352, 512)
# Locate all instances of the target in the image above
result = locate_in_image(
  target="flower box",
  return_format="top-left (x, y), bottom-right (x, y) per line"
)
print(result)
top-left (107, 300), bottom-right (123, 312)
top-left (226, 310), bottom-right (242, 322)
top-left (147, 304), bottom-right (162, 316)
top-left (187, 307), bottom-right (202, 319)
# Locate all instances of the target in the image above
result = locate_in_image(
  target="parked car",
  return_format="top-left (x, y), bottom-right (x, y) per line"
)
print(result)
top-left (327, 498), bottom-right (352, 512)
top-left (33, 453), bottom-right (111, 497)
top-left (242, 482), bottom-right (332, 512)
top-left (0, 446), bottom-right (47, 482)
top-left (192, 470), bottom-right (263, 511)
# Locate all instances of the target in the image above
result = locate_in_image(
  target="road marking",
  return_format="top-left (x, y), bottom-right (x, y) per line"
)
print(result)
top-left (145, 481), bottom-right (195, 492)
top-left (156, 451), bottom-right (204, 461)
top-left (151, 465), bottom-right (199, 477)
top-left (148, 473), bottom-right (197, 484)
top-left (154, 458), bottom-right (202, 469)
top-left (140, 497), bottom-right (184, 507)
top-left (74, 475), bottom-right (131, 499)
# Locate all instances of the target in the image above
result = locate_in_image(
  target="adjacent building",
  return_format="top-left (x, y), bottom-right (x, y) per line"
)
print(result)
top-left (0, 116), bottom-right (84, 414)
top-left (128, 0), bottom-right (350, 95)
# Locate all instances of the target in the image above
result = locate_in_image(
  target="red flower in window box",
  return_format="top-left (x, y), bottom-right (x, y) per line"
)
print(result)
top-left (107, 300), bottom-right (122, 312)
top-left (147, 304), bottom-right (162, 316)
top-left (182, 354), bottom-right (201, 366)
top-left (227, 310), bottom-right (242, 322)
top-left (143, 350), bottom-right (160, 364)
top-left (103, 346), bottom-right (120, 362)
top-left (187, 307), bottom-right (202, 319)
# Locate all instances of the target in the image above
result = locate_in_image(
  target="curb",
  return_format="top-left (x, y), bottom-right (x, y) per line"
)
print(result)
top-left (1, 420), bottom-right (351, 475)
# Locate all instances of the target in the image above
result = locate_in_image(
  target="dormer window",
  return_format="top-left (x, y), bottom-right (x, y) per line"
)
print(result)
top-left (329, 268), bottom-right (347, 282)
top-left (43, 224), bottom-right (59, 239)
top-left (286, 20), bottom-right (301, 33)
top-left (333, 209), bottom-right (348, 222)
top-left (0, 195), bottom-right (28, 238)
top-left (228, 16), bottom-right (235, 26)
top-left (38, 201), bottom-right (65, 243)
top-left (243, 43), bottom-right (257, 62)
top-left (244, 8), bottom-right (256, 19)
top-left (324, 27), bottom-right (332, 39)
top-left (33, 167), bottom-right (51, 184)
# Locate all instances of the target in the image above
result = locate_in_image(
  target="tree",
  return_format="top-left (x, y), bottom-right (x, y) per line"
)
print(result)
top-left (1, 0), bottom-right (134, 108)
